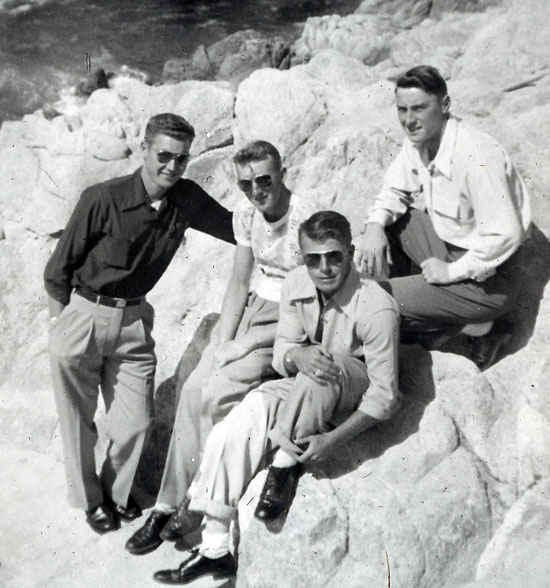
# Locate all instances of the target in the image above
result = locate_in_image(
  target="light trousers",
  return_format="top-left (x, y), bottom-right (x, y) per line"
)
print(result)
top-left (188, 354), bottom-right (369, 520)
top-left (156, 293), bottom-right (279, 508)
top-left (49, 293), bottom-right (156, 510)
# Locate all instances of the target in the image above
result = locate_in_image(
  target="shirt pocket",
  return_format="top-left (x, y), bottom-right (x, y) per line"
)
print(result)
top-left (432, 191), bottom-right (460, 220)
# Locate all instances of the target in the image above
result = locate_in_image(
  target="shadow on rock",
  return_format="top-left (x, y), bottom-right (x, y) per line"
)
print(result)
top-left (311, 344), bottom-right (436, 480)
top-left (134, 313), bottom-right (219, 501)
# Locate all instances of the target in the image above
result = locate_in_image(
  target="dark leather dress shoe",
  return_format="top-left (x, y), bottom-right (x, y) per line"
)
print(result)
top-left (254, 464), bottom-right (301, 521)
top-left (86, 503), bottom-right (118, 535)
top-left (113, 494), bottom-right (142, 522)
top-left (470, 320), bottom-right (513, 370)
top-left (159, 499), bottom-right (203, 542)
top-left (153, 551), bottom-right (236, 584)
top-left (125, 511), bottom-right (171, 555)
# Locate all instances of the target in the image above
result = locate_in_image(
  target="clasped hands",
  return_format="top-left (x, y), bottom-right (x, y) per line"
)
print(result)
top-left (358, 223), bottom-right (452, 284)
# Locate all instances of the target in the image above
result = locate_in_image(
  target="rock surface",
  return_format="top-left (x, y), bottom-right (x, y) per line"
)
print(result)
top-left (1, 0), bottom-right (550, 586)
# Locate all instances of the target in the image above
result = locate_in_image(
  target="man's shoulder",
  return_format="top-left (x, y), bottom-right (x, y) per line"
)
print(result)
top-left (454, 118), bottom-right (505, 156)
top-left (289, 192), bottom-right (321, 221)
top-left (357, 277), bottom-right (399, 316)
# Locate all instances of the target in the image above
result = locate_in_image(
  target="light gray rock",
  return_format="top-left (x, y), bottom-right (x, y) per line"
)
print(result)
top-left (292, 14), bottom-right (394, 66)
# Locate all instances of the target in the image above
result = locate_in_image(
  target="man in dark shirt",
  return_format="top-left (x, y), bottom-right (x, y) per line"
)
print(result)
top-left (44, 113), bottom-right (234, 535)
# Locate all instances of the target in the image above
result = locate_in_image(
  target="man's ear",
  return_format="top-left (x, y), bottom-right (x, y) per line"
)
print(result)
top-left (441, 95), bottom-right (451, 116)
top-left (281, 166), bottom-right (287, 180)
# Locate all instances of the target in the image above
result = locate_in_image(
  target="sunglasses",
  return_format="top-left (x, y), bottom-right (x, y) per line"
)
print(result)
top-left (237, 175), bottom-right (273, 193)
top-left (302, 250), bottom-right (346, 268)
top-left (156, 151), bottom-right (190, 165)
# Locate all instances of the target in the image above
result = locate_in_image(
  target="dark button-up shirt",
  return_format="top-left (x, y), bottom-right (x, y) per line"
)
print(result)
top-left (44, 168), bottom-right (235, 304)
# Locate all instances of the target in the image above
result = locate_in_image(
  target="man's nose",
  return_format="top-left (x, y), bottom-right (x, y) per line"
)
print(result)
top-left (165, 157), bottom-right (177, 171)
top-left (251, 181), bottom-right (262, 197)
top-left (404, 111), bottom-right (416, 127)
top-left (319, 256), bottom-right (331, 273)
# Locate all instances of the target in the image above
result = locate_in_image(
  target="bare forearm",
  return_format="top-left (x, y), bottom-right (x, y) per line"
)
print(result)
top-left (216, 278), bottom-right (249, 343)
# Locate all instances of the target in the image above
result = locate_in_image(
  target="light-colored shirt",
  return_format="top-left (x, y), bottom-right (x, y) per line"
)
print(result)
top-left (273, 264), bottom-right (401, 421)
top-left (367, 117), bottom-right (531, 282)
top-left (233, 193), bottom-right (316, 302)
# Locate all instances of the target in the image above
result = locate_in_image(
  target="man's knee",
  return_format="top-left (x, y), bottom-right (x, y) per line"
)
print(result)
top-left (294, 373), bottom-right (340, 410)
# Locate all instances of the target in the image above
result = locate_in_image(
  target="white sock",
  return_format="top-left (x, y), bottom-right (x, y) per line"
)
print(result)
top-left (199, 516), bottom-right (230, 559)
top-left (272, 448), bottom-right (298, 468)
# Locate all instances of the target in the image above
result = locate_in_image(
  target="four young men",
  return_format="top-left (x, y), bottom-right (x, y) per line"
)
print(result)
top-left (44, 64), bottom-right (530, 584)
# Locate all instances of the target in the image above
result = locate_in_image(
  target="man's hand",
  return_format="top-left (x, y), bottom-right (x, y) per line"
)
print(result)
top-left (420, 257), bottom-right (453, 284)
top-left (289, 346), bottom-right (342, 386)
top-left (215, 339), bottom-right (250, 368)
top-left (358, 222), bottom-right (392, 279)
top-left (295, 432), bottom-right (334, 463)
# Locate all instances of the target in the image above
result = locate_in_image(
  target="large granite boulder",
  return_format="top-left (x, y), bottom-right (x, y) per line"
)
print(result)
top-left (1, 1), bottom-right (550, 586)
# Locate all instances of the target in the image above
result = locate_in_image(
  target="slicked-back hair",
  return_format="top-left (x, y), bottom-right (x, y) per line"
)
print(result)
top-left (396, 65), bottom-right (448, 99)
top-left (299, 211), bottom-right (352, 248)
top-left (233, 140), bottom-right (282, 170)
top-left (144, 113), bottom-right (195, 145)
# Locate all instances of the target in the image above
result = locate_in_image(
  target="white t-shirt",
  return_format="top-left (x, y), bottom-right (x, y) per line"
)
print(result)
top-left (232, 194), bottom-right (317, 302)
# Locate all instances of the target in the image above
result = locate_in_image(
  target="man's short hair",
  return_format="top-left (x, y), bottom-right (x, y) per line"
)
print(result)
top-left (299, 211), bottom-right (352, 248)
top-left (233, 140), bottom-right (282, 170)
top-left (395, 65), bottom-right (448, 99)
top-left (144, 113), bottom-right (195, 145)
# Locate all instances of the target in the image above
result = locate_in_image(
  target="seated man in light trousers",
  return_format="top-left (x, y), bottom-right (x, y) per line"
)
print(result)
top-left (126, 140), bottom-right (318, 554)
top-left (152, 211), bottom-right (401, 584)
top-left (359, 65), bottom-right (530, 369)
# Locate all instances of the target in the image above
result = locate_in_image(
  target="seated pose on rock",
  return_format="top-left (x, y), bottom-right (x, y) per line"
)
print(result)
top-left (152, 211), bottom-right (401, 585)
top-left (44, 113), bottom-right (235, 535)
top-left (359, 65), bottom-right (531, 369)
top-left (126, 140), bottom-right (318, 555)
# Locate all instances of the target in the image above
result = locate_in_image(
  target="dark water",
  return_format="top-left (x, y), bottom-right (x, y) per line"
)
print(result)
top-left (0, 0), bottom-right (360, 122)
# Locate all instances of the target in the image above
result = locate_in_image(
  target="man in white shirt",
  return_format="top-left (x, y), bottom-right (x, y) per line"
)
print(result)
top-left (359, 65), bottom-right (530, 368)
top-left (126, 140), bottom-right (317, 555)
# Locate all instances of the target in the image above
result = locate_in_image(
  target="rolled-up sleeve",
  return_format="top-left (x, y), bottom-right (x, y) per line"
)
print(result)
top-left (357, 307), bottom-right (401, 420)
top-left (272, 280), bottom-right (310, 376)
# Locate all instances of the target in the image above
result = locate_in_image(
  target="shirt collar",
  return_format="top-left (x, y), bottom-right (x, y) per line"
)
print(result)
top-left (287, 264), bottom-right (361, 318)
top-left (404, 116), bottom-right (459, 180)
top-left (120, 168), bottom-right (151, 211)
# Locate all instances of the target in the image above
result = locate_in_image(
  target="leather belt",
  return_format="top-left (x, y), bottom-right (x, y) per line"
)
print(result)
top-left (74, 287), bottom-right (143, 308)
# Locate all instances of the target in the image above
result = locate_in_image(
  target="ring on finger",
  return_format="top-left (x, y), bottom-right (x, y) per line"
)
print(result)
top-left (314, 368), bottom-right (323, 377)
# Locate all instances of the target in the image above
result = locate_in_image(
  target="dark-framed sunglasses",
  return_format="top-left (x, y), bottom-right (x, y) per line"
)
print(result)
top-left (302, 250), bottom-right (346, 268)
top-left (237, 175), bottom-right (273, 193)
top-left (156, 151), bottom-right (190, 165)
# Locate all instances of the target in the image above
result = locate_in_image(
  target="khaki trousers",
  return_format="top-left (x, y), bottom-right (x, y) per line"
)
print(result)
top-left (49, 293), bottom-right (156, 510)
top-left (188, 354), bottom-right (369, 520)
top-left (156, 293), bottom-right (279, 508)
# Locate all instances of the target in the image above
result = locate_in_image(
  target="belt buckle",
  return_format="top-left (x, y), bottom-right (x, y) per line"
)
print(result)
top-left (115, 298), bottom-right (126, 308)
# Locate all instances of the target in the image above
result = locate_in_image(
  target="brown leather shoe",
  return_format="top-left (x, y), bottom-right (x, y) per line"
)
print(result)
top-left (125, 510), bottom-right (171, 555)
top-left (153, 550), bottom-right (236, 584)
top-left (254, 464), bottom-right (301, 521)
top-left (159, 499), bottom-right (203, 542)
top-left (85, 503), bottom-right (118, 535)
